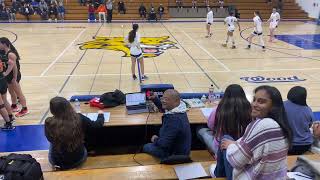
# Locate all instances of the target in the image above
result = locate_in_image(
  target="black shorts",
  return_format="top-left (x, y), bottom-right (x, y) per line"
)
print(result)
top-left (207, 23), bottom-right (212, 25)
top-left (6, 71), bottom-right (21, 84)
top-left (253, 31), bottom-right (263, 36)
top-left (0, 78), bottom-right (7, 95)
top-left (130, 53), bottom-right (143, 58)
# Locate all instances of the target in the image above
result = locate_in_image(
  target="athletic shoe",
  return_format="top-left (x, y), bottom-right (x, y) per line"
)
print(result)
top-left (209, 33), bottom-right (212, 37)
top-left (231, 45), bottom-right (236, 49)
top-left (132, 74), bottom-right (137, 80)
top-left (141, 75), bottom-right (148, 81)
top-left (262, 46), bottom-right (266, 51)
top-left (15, 109), bottom-right (29, 118)
top-left (245, 45), bottom-right (251, 49)
top-left (11, 106), bottom-right (20, 113)
top-left (209, 163), bottom-right (217, 177)
top-left (222, 44), bottom-right (227, 47)
top-left (1, 122), bottom-right (15, 131)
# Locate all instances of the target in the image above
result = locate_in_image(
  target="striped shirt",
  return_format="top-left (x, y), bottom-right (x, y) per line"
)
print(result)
top-left (226, 118), bottom-right (289, 180)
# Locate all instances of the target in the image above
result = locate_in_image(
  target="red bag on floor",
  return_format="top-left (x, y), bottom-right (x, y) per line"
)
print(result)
top-left (89, 97), bottom-right (104, 109)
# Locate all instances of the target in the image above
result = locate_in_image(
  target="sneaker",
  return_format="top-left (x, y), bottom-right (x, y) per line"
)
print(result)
top-left (141, 75), bottom-right (148, 81)
top-left (245, 45), bottom-right (251, 49)
top-left (231, 45), bottom-right (236, 49)
top-left (222, 43), bottom-right (227, 47)
top-left (1, 122), bottom-right (15, 131)
top-left (262, 46), bottom-right (266, 51)
top-left (15, 109), bottom-right (29, 118)
top-left (132, 74), bottom-right (137, 80)
top-left (11, 106), bottom-right (20, 113)
top-left (209, 163), bottom-right (217, 177)
top-left (209, 33), bottom-right (212, 37)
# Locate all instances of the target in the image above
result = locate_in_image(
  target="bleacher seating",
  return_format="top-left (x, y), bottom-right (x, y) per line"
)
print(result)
top-left (168, 0), bottom-right (308, 19)
top-left (4, 0), bottom-right (170, 21)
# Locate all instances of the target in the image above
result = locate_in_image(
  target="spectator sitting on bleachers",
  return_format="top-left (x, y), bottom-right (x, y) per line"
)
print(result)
top-left (212, 85), bottom-right (292, 179)
top-left (197, 84), bottom-right (251, 157)
top-left (22, 3), bottom-right (33, 21)
top-left (192, 0), bottom-right (197, 8)
top-left (138, 3), bottom-right (146, 20)
top-left (117, 0), bottom-right (125, 14)
top-left (148, 6), bottom-right (157, 22)
top-left (87, 3), bottom-right (95, 22)
top-left (0, 2), bottom-right (9, 21)
top-left (285, 86), bottom-right (315, 155)
top-left (39, 0), bottom-right (48, 20)
top-left (313, 122), bottom-right (320, 140)
top-left (10, 0), bottom-right (20, 21)
top-left (31, 0), bottom-right (40, 14)
top-left (48, 3), bottom-right (58, 22)
top-left (218, 0), bottom-right (224, 8)
top-left (158, 4), bottom-right (164, 20)
top-left (57, 2), bottom-right (65, 21)
top-left (176, 0), bottom-right (182, 8)
top-left (45, 97), bottom-right (105, 170)
top-left (143, 89), bottom-right (191, 160)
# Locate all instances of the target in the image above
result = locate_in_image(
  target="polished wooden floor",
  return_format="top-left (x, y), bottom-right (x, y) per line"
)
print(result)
top-left (1, 20), bottom-right (320, 125)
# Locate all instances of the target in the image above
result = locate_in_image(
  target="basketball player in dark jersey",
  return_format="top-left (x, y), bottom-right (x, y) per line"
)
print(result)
top-left (0, 37), bottom-right (29, 117)
top-left (0, 49), bottom-right (15, 130)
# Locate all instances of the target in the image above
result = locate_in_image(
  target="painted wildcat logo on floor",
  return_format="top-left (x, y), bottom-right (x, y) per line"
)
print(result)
top-left (78, 36), bottom-right (178, 58)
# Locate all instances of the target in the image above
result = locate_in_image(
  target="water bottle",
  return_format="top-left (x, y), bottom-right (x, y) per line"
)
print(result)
top-left (201, 94), bottom-right (207, 103)
top-left (74, 99), bottom-right (81, 113)
top-left (208, 84), bottom-right (215, 103)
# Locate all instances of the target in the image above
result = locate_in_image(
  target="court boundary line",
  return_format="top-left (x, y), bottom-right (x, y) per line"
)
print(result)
top-left (40, 28), bottom-right (86, 77)
top-left (181, 30), bottom-right (231, 72)
top-left (161, 23), bottom-right (220, 89)
top-left (23, 67), bottom-right (320, 79)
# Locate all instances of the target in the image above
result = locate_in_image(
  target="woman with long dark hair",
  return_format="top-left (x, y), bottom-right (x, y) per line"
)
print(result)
top-left (0, 37), bottom-right (28, 117)
top-left (45, 97), bottom-right (105, 169)
top-left (217, 85), bottom-right (292, 179)
top-left (0, 49), bottom-right (14, 130)
top-left (245, 11), bottom-right (265, 51)
top-left (198, 84), bottom-right (251, 179)
top-left (126, 24), bottom-right (148, 81)
top-left (285, 86), bottom-right (314, 155)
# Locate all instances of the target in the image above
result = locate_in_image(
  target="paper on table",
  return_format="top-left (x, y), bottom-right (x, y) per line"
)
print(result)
top-left (287, 172), bottom-right (313, 180)
top-left (174, 162), bottom-right (208, 180)
top-left (86, 112), bottom-right (110, 123)
top-left (201, 108), bottom-right (213, 119)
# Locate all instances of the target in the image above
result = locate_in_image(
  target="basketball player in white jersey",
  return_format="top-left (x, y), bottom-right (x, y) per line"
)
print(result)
top-left (267, 8), bottom-right (280, 42)
top-left (206, 6), bottom-right (214, 38)
top-left (222, 12), bottom-right (240, 49)
top-left (246, 11), bottom-right (265, 51)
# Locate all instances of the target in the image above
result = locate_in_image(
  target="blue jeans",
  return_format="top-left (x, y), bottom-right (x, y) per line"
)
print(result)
top-left (88, 13), bottom-right (95, 20)
top-left (214, 135), bottom-right (234, 180)
top-left (143, 143), bottom-right (169, 159)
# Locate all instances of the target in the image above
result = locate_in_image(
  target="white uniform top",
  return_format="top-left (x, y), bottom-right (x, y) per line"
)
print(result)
top-left (253, 16), bottom-right (263, 33)
top-left (206, 10), bottom-right (214, 24)
top-left (269, 12), bottom-right (280, 28)
top-left (224, 16), bottom-right (237, 31)
top-left (126, 33), bottom-right (142, 55)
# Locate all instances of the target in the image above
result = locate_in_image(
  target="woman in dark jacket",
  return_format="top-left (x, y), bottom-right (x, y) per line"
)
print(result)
top-left (45, 96), bottom-right (104, 169)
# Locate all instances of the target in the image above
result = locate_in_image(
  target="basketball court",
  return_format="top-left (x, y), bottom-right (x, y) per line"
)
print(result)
top-left (1, 20), bottom-right (320, 126)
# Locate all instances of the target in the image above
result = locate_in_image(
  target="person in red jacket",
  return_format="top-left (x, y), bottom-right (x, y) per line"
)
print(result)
top-left (96, 4), bottom-right (106, 23)
top-left (87, 3), bottom-right (96, 22)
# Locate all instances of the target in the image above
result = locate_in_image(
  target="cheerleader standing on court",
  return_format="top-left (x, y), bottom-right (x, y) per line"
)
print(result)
top-left (0, 37), bottom-right (29, 117)
top-left (267, 8), bottom-right (280, 42)
top-left (246, 11), bottom-right (265, 51)
top-left (125, 24), bottom-right (148, 81)
top-left (206, 6), bottom-right (214, 38)
top-left (222, 12), bottom-right (240, 49)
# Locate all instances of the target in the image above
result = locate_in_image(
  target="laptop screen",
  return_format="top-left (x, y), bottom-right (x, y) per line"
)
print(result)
top-left (126, 93), bottom-right (146, 106)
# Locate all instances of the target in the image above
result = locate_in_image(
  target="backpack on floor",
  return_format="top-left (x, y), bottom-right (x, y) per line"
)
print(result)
top-left (0, 153), bottom-right (43, 180)
top-left (100, 89), bottom-right (126, 108)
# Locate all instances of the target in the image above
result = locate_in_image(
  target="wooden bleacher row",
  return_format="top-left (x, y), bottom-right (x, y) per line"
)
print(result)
top-left (4, 0), bottom-right (170, 20)
top-left (168, 0), bottom-right (308, 19)
top-left (1, 150), bottom-right (319, 179)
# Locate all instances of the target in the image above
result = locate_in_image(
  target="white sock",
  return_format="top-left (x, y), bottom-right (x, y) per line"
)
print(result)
top-left (259, 35), bottom-right (265, 47)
